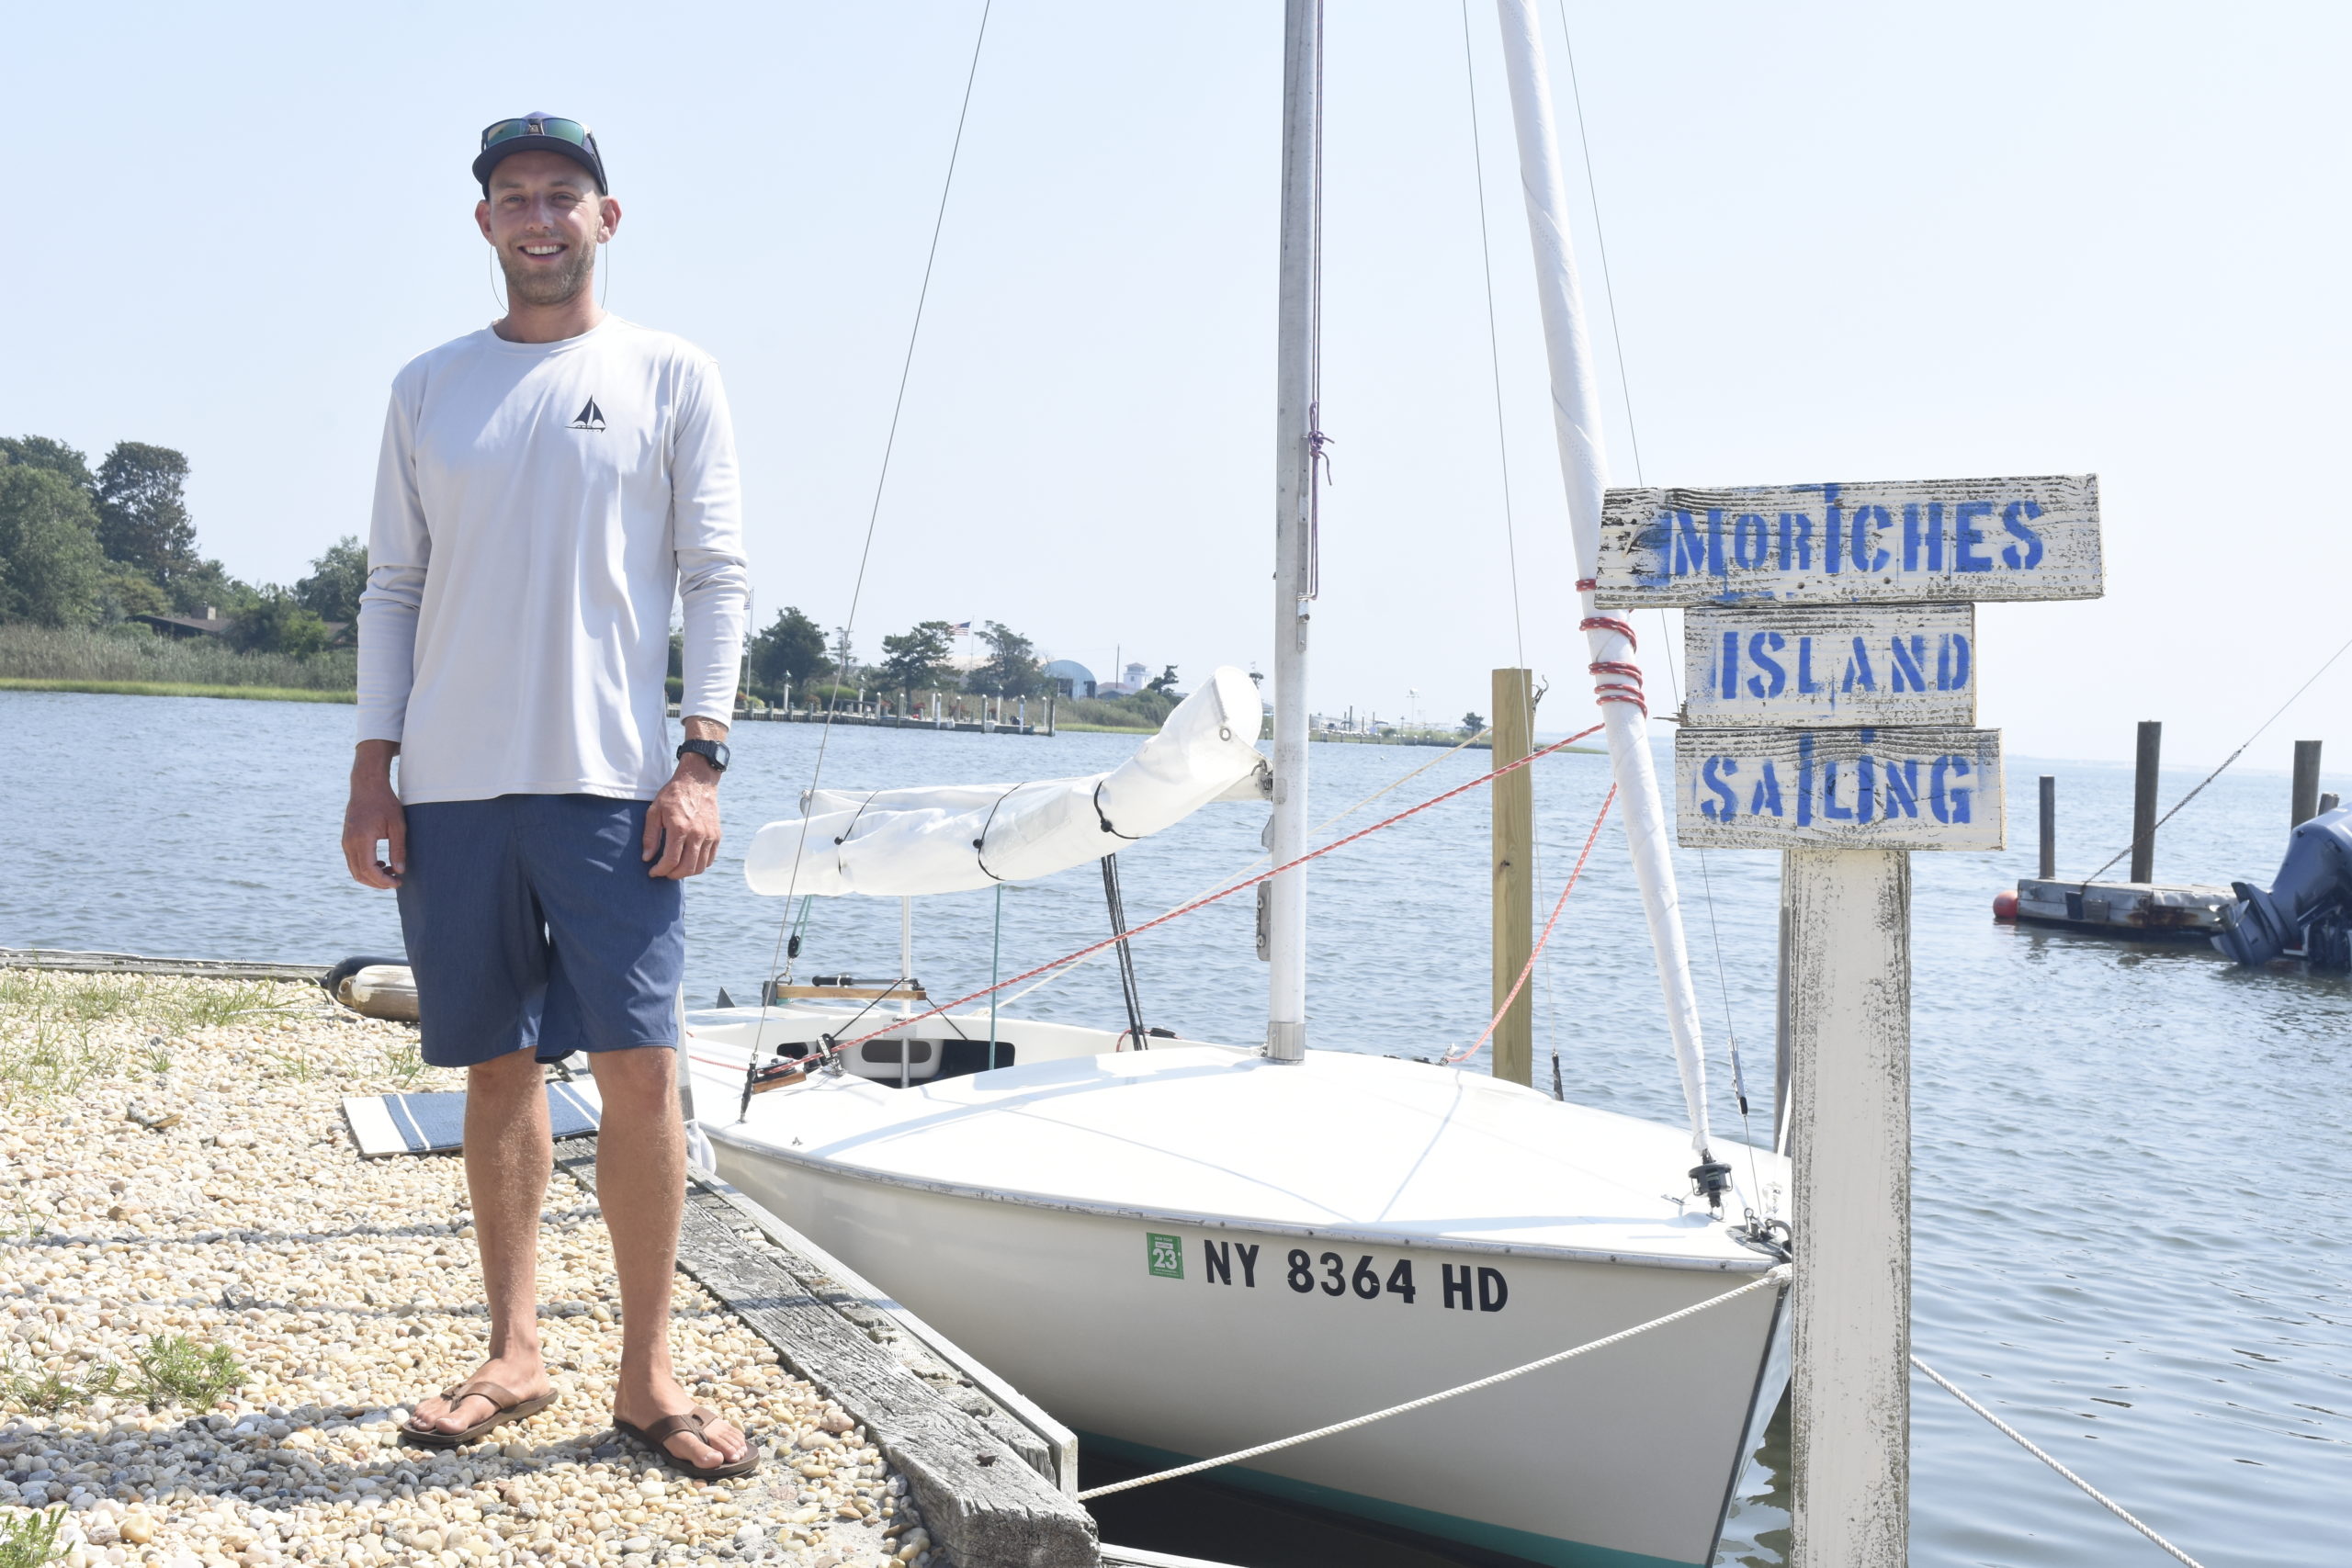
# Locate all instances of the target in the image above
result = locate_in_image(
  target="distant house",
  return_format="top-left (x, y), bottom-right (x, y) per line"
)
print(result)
top-left (127, 608), bottom-right (353, 646)
top-left (1041, 659), bottom-right (1096, 699)
top-left (130, 610), bottom-right (232, 640)
top-left (1095, 660), bottom-right (1151, 698)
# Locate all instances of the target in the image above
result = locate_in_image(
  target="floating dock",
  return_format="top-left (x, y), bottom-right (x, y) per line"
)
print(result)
top-left (2010, 877), bottom-right (2233, 939)
top-left (672, 703), bottom-right (1055, 735)
top-left (1997, 728), bottom-right (2336, 945)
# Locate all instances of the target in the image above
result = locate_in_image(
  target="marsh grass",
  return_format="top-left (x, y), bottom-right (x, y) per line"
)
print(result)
top-left (0, 972), bottom-right (304, 1107)
top-left (0, 624), bottom-right (355, 694)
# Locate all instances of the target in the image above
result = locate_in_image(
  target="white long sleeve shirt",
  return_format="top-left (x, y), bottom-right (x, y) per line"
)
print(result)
top-left (356, 316), bottom-right (750, 805)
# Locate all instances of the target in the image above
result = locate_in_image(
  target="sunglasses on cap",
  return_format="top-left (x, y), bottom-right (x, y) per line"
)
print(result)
top-left (481, 116), bottom-right (596, 153)
top-left (474, 115), bottom-right (607, 195)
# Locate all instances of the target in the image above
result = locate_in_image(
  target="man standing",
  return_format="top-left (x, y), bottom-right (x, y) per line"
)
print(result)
top-left (341, 115), bottom-right (756, 1477)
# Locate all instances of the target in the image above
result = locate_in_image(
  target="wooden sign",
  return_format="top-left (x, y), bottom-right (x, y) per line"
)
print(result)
top-left (1683, 604), bottom-right (1974, 728)
top-left (1675, 726), bottom-right (2004, 851)
top-left (1595, 474), bottom-right (2099, 606)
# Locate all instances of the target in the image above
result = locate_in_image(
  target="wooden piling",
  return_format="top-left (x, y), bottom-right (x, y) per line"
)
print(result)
top-left (2324, 792), bottom-right (2343, 816)
top-left (1489, 669), bottom-right (1534, 1086)
top-left (2038, 775), bottom-right (2056, 880)
top-left (2131, 721), bottom-right (2161, 884)
top-left (2292, 739), bottom-right (2323, 827)
top-left (1784, 847), bottom-right (1911, 1568)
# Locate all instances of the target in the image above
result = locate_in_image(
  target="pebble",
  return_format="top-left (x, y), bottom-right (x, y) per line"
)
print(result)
top-left (0, 975), bottom-right (944, 1566)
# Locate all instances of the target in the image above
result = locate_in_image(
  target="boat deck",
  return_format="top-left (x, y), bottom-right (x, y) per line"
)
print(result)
top-left (701, 1043), bottom-right (1785, 1271)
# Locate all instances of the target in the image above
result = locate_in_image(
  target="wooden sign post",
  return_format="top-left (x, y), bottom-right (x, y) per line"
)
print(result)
top-left (1599, 473), bottom-right (2102, 1568)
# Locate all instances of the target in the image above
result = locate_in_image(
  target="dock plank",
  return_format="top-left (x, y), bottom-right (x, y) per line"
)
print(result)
top-left (0, 946), bottom-right (329, 982)
top-left (553, 1139), bottom-right (1098, 1568)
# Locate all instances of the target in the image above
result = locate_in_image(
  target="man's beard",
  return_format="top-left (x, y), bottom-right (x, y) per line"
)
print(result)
top-left (499, 242), bottom-right (597, 309)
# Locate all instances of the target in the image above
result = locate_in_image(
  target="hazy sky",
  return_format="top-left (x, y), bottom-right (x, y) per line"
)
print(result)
top-left (6, 1), bottom-right (2346, 778)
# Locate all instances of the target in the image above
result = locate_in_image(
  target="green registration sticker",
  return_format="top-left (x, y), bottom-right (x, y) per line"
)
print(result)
top-left (1146, 1232), bottom-right (1183, 1280)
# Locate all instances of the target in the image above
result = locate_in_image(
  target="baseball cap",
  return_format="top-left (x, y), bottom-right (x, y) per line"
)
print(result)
top-left (473, 113), bottom-right (608, 195)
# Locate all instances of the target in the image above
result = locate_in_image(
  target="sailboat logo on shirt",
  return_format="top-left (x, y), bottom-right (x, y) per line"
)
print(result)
top-left (568, 397), bottom-right (607, 432)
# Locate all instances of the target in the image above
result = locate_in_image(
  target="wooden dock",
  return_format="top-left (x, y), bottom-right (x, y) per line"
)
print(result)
top-left (0, 945), bottom-right (329, 982)
top-left (556, 1137), bottom-right (1101, 1568)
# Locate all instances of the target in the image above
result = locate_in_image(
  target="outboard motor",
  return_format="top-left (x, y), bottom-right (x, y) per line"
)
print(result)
top-left (2212, 806), bottom-right (2352, 966)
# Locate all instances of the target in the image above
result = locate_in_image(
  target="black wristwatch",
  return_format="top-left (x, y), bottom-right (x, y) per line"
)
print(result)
top-left (677, 739), bottom-right (730, 776)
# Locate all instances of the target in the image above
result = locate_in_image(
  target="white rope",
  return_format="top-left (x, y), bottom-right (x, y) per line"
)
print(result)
top-left (1076, 1265), bottom-right (1787, 1502)
top-left (1912, 1356), bottom-right (2209, 1568)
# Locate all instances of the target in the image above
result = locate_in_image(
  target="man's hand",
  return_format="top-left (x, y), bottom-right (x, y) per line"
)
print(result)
top-left (644, 718), bottom-right (727, 879)
top-left (343, 740), bottom-right (407, 889)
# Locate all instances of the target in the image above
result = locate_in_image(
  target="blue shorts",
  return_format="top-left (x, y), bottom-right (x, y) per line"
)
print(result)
top-left (394, 794), bottom-right (684, 1069)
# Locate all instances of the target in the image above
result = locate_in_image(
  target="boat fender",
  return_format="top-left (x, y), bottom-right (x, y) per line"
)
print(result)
top-left (320, 953), bottom-right (407, 1004)
top-left (1992, 889), bottom-right (2019, 922)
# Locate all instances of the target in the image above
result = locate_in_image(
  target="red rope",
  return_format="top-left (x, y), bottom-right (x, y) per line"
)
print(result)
top-left (1577, 615), bottom-right (1636, 649)
top-left (1442, 784), bottom-right (1617, 1066)
top-left (807, 723), bottom-right (1608, 1061)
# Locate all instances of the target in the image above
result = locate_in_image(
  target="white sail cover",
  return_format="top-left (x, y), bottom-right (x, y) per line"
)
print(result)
top-left (745, 666), bottom-right (1269, 898)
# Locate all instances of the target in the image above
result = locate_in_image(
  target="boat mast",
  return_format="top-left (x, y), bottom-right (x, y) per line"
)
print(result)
top-left (1490, 0), bottom-right (1715, 1157)
top-left (1266, 0), bottom-right (1322, 1064)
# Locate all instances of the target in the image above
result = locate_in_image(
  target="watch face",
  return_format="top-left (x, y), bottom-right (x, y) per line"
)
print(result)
top-left (710, 742), bottom-right (730, 770)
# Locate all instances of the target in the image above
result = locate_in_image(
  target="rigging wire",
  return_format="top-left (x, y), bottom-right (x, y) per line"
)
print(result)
top-left (819, 726), bottom-right (1607, 1061)
top-left (1442, 784), bottom-right (1615, 1066)
top-left (2075, 626), bottom-right (2352, 886)
top-left (1101, 853), bottom-right (1149, 1048)
top-left (1458, 2), bottom-right (1575, 1089)
top-left (741, 0), bottom-right (994, 1116)
top-left (997, 725), bottom-right (1500, 1009)
top-left (1553, 0), bottom-right (1760, 1164)
top-left (1458, 0), bottom-right (1527, 668)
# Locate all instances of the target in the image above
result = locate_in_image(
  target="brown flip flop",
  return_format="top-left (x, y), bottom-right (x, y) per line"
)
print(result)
top-left (401, 1378), bottom-right (559, 1449)
top-left (613, 1404), bottom-right (763, 1480)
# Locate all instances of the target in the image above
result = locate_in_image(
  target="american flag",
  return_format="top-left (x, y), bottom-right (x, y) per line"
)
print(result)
top-left (950, 621), bottom-right (972, 637)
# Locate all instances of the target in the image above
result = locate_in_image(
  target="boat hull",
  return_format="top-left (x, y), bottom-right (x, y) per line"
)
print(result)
top-left (707, 1134), bottom-right (1786, 1568)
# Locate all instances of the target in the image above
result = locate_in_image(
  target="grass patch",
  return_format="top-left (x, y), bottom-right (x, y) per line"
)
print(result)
top-left (381, 1037), bottom-right (427, 1088)
top-left (0, 678), bottom-right (353, 703)
top-left (0, 1350), bottom-right (125, 1415)
top-left (0, 1333), bottom-right (244, 1418)
top-left (0, 972), bottom-right (304, 1108)
top-left (0, 1193), bottom-right (49, 1242)
top-left (0, 1505), bottom-right (68, 1568)
top-left (133, 1333), bottom-right (244, 1409)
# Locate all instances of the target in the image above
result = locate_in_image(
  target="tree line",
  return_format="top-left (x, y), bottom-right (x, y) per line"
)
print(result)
top-left (737, 613), bottom-right (1180, 720)
top-left (0, 434), bottom-right (361, 654)
top-left (739, 615), bottom-right (1049, 702)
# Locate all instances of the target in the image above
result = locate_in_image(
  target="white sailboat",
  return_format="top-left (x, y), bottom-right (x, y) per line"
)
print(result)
top-left (684, 6), bottom-right (1792, 1564)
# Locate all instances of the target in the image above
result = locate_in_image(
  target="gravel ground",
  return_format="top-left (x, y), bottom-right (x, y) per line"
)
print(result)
top-left (0, 973), bottom-right (941, 1568)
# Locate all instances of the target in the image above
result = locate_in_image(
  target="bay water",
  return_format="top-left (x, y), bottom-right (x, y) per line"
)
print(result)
top-left (1, 689), bottom-right (2344, 1566)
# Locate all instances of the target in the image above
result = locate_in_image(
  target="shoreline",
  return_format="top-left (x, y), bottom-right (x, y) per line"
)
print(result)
top-left (0, 679), bottom-right (354, 705)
